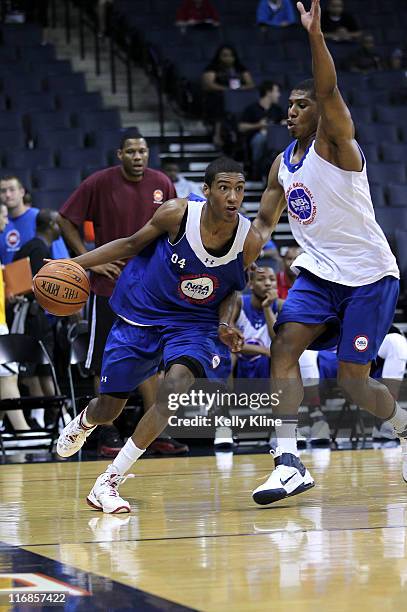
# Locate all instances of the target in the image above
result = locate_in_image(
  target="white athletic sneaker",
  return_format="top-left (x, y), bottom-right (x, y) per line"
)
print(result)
top-left (214, 426), bottom-right (234, 450)
top-left (252, 447), bottom-right (315, 505)
top-left (57, 409), bottom-right (97, 457)
top-left (310, 420), bottom-right (331, 445)
top-left (371, 421), bottom-right (397, 440)
top-left (87, 468), bottom-right (134, 514)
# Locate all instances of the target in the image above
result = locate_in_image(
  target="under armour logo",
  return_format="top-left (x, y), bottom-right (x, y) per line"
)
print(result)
top-left (205, 258), bottom-right (215, 265)
top-left (101, 376), bottom-right (107, 383)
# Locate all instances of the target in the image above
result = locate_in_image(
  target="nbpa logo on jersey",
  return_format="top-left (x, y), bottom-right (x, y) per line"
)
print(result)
top-left (153, 189), bottom-right (164, 204)
top-left (354, 335), bottom-right (369, 352)
top-left (5, 228), bottom-right (20, 250)
top-left (178, 273), bottom-right (219, 304)
top-left (286, 182), bottom-right (316, 226)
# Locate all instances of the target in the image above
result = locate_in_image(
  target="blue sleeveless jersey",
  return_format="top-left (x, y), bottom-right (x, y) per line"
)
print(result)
top-left (110, 201), bottom-right (251, 327)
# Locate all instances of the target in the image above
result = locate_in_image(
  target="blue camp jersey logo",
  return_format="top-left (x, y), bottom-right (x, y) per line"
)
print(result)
top-left (286, 183), bottom-right (316, 225)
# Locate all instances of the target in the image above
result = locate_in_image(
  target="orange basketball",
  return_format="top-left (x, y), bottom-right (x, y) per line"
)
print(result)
top-left (33, 260), bottom-right (90, 316)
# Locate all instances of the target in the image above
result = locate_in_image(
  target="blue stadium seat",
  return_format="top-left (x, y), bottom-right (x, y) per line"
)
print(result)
top-left (29, 111), bottom-right (72, 135)
top-left (222, 90), bottom-right (258, 115)
top-left (369, 183), bottom-right (386, 208)
top-left (375, 105), bottom-right (404, 123)
top-left (10, 92), bottom-right (56, 112)
top-left (0, 24), bottom-right (42, 46)
top-left (37, 129), bottom-right (85, 150)
top-left (0, 168), bottom-right (32, 190)
top-left (375, 208), bottom-right (407, 238)
top-left (361, 143), bottom-right (379, 163)
top-left (387, 184), bottom-right (407, 207)
top-left (350, 107), bottom-right (373, 125)
top-left (0, 111), bottom-right (23, 131)
top-left (381, 143), bottom-right (407, 163)
top-left (33, 60), bottom-right (73, 77)
top-left (58, 92), bottom-right (103, 112)
top-left (77, 110), bottom-right (122, 132)
top-left (368, 162), bottom-right (406, 185)
top-left (395, 229), bottom-right (407, 283)
top-left (31, 190), bottom-right (74, 211)
top-left (46, 74), bottom-right (86, 93)
top-left (350, 88), bottom-right (390, 106)
top-left (59, 149), bottom-right (107, 169)
top-left (6, 149), bottom-right (54, 170)
top-left (34, 168), bottom-right (81, 191)
top-left (92, 129), bottom-right (126, 151)
top-left (0, 47), bottom-right (18, 62)
top-left (0, 130), bottom-right (26, 152)
top-left (2, 73), bottom-right (44, 95)
top-left (357, 123), bottom-right (399, 145)
top-left (22, 45), bottom-right (56, 63)
top-left (370, 71), bottom-right (406, 90)
top-left (266, 125), bottom-right (292, 152)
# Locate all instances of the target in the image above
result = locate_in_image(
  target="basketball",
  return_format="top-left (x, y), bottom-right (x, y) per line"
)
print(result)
top-left (33, 260), bottom-right (90, 316)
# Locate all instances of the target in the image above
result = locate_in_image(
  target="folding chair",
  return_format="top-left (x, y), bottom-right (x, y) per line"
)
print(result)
top-left (0, 334), bottom-right (67, 457)
top-left (67, 321), bottom-right (92, 419)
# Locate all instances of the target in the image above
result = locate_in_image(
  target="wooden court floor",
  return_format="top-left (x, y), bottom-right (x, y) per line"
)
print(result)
top-left (1, 448), bottom-right (407, 611)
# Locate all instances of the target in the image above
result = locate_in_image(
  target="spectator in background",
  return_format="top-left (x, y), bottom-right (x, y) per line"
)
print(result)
top-left (161, 158), bottom-right (203, 198)
top-left (256, 0), bottom-right (297, 31)
top-left (176, 0), bottom-right (220, 33)
top-left (276, 246), bottom-right (301, 299)
top-left (0, 176), bottom-right (69, 264)
top-left (260, 237), bottom-right (283, 271)
top-left (202, 45), bottom-right (255, 148)
top-left (12, 209), bottom-right (61, 428)
top-left (321, 0), bottom-right (360, 42)
top-left (0, 201), bottom-right (31, 434)
top-left (57, 128), bottom-right (187, 457)
top-left (345, 33), bottom-right (383, 73)
top-left (238, 80), bottom-right (285, 178)
top-left (389, 48), bottom-right (404, 71)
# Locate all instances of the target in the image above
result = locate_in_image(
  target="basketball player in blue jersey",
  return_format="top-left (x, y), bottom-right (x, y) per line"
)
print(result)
top-left (251, 0), bottom-right (405, 505)
top-left (57, 157), bottom-right (279, 513)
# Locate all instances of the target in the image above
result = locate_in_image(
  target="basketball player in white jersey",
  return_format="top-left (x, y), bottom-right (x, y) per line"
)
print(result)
top-left (251, 0), bottom-right (405, 505)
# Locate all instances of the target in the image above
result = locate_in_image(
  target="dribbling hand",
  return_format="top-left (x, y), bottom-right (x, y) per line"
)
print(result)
top-left (218, 324), bottom-right (244, 353)
top-left (297, 0), bottom-right (321, 34)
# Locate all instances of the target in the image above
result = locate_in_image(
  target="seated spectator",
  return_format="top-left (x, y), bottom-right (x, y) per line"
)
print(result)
top-left (256, 0), bottom-right (297, 31)
top-left (201, 45), bottom-right (255, 147)
top-left (276, 246), bottom-right (301, 299)
top-left (321, 0), bottom-right (361, 42)
top-left (176, 0), bottom-right (220, 33)
top-left (344, 33), bottom-right (383, 73)
top-left (161, 159), bottom-right (203, 198)
top-left (259, 237), bottom-right (283, 271)
top-left (389, 48), bottom-right (404, 71)
top-left (12, 209), bottom-right (61, 428)
top-left (0, 201), bottom-right (31, 434)
top-left (238, 80), bottom-right (285, 179)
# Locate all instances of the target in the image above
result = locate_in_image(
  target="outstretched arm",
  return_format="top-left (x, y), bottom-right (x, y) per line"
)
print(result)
top-left (71, 199), bottom-right (185, 270)
top-left (297, 0), bottom-right (362, 171)
top-left (243, 154), bottom-right (286, 267)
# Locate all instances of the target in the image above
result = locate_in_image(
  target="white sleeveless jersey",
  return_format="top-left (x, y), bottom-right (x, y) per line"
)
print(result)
top-left (278, 141), bottom-right (399, 286)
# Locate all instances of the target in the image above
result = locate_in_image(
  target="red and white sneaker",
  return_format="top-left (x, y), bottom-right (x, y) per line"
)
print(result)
top-left (87, 467), bottom-right (134, 514)
top-left (57, 409), bottom-right (96, 458)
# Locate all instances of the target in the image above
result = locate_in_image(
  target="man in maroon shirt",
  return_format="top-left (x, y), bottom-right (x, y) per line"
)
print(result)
top-left (276, 246), bottom-right (301, 299)
top-left (58, 128), bottom-right (187, 457)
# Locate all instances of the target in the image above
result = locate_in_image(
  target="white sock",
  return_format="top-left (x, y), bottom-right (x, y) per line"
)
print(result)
top-left (111, 438), bottom-right (145, 475)
top-left (276, 420), bottom-right (298, 456)
top-left (80, 407), bottom-right (94, 429)
top-left (31, 409), bottom-right (45, 428)
top-left (387, 403), bottom-right (407, 433)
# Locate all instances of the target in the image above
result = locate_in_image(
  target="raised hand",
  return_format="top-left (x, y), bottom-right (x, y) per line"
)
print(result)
top-left (297, 0), bottom-right (321, 34)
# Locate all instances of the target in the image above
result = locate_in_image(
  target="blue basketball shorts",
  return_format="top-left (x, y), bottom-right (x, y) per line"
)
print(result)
top-left (275, 270), bottom-right (399, 364)
top-left (99, 318), bottom-right (231, 395)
